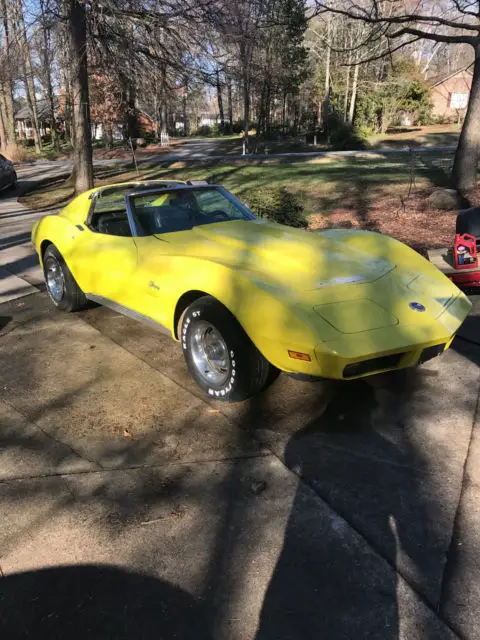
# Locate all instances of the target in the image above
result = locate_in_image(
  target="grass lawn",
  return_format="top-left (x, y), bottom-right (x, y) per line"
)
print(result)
top-left (20, 149), bottom-right (468, 250)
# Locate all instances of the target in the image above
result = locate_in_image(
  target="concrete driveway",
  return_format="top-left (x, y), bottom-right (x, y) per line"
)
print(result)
top-left (1, 172), bottom-right (480, 639)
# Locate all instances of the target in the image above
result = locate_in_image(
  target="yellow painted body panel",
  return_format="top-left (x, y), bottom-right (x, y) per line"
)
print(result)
top-left (32, 183), bottom-right (472, 380)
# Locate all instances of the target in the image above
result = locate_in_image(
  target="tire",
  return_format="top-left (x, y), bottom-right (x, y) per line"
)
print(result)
top-left (181, 295), bottom-right (274, 402)
top-left (43, 244), bottom-right (87, 312)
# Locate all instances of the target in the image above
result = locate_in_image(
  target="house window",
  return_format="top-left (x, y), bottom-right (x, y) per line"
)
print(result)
top-left (449, 92), bottom-right (469, 109)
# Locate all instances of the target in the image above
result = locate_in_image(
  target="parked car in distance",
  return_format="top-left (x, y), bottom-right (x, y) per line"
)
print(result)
top-left (0, 154), bottom-right (17, 192)
top-left (32, 179), bottom-right (472, 402)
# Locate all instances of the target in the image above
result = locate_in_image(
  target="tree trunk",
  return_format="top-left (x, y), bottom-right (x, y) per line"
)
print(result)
top-left (123, 28), bottom-right (137, 143)
top-left (182, 79), bottom-right (189, 136)
top-left (68, 0), bottom-right (93, 193)
top-left (0, 0), bottom-right (16, 144)
top-left (321, 17), bottom-right (331, 130)
top-left (160, 65), bottom-right (168, 135)
top-left (40, 0), bottom-right (59, 151)
top-left (452, 46), bottom-right (480, 194)
top-left (344, 46), bottom-right (352, 122)
top-left (348, 60), bottom-right (360, 125)
top-left (0, 104), bottom-right (6, 150)
top-left (227, 77), bottom-right (233, 127)
top-left (0, 88), bottom-right (10, 149)
top-left (216, 68), bottom-right (224, 133)
top-left (242, 60), bottom-right (250, 151)
top-left (14, 0), bottom-right (41, 153)
top-left (265, 80), bottom-right (272, 138)
top-left (258, 80), bottom-right (267, 137)
top-left (64, 74), bottom-right (74, 145)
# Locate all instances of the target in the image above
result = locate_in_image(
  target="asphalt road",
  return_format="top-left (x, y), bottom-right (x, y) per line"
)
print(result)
top-left (1, 169), bottom-right (480, 639)
top-left (17, 137), bottom-right (458, 171)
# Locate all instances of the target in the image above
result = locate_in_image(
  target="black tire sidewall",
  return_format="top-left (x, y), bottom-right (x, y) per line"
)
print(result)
top-left (181, 297), bottom-right (263, 402)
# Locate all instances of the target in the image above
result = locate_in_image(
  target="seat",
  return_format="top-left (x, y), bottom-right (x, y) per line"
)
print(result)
top-left (96, 213), bottom-right (132, 237)
top-left (137, 205), bottom-right (193, 235)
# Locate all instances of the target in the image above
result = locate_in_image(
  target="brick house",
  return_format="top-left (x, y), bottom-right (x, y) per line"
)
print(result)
top-left (429, 67), bottom-right (472, 122)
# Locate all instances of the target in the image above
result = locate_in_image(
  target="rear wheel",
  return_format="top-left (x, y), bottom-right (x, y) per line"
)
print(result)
top-left (181, 296), bottom-right (275, 402)
top-left (43, 244), bottom-right (87, 312)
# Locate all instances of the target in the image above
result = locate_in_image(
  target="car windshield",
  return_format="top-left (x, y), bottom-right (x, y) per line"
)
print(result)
top-left (128, 186), bottom-right (255, 236)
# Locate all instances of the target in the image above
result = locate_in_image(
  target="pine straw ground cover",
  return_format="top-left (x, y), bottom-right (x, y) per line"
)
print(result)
top-left (308, 187), bottom-right (478, 254)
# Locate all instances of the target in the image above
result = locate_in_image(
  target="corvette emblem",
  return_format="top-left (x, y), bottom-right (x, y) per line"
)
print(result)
top-left (409, 302), bottom-right (425, 312)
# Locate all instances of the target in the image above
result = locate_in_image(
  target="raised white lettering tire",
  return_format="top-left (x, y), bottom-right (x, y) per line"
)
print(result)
top-left (181, 296), bottom-right (274, 402)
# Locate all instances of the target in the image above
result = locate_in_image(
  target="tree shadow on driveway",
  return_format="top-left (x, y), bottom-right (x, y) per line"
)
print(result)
top-left (254, 368), bottom-right (469, 639)
top-left (0, 564), bottom-right (213, 640)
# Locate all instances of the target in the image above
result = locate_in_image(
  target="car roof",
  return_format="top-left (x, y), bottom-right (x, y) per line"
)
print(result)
top-left (125, 184), bottom-right (220, 198)
top-left (88, 179), bottom-right (186, 199)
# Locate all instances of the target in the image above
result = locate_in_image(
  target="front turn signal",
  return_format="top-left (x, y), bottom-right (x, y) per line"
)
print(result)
top-left (288, 350), bottom-right (311, 362)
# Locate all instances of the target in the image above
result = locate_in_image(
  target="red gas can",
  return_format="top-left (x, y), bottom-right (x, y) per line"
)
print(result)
top-left (454, 233), bottom-right (478, 270)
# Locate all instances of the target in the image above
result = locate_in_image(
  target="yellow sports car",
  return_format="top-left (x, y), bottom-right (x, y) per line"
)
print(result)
top-left (32, 179), bottom-right (471, 402)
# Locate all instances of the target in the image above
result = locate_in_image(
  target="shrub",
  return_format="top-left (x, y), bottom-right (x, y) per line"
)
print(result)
top-left (141, 131), bottom-right (156, 143)
top-left (232, 121), bottom-right (244, 134)
top-left (329, 122), bottom-right (368, 150)
top-left (243, 186), bottom-right (308, 228)
top-left (21, 138), bottom-right (35, 148)
top-left (195, 124), bottom-right (211, 137)
top-left (210, 123), bottom-right (221, 136)
top-left (41, 134), bottom-right (51, 144)
top-left (4, 143), bottom-right (27, 162)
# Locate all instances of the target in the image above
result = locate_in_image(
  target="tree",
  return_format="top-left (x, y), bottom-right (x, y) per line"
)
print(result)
top-left (354, 59), bottom-right (432, 134)
top-left (67, 0), bottom-right (93, 193)
top-left (39, 0), bottom-right (59, 151)
top-left (12, 0), bottom-right (42, 153)
top-left (89, 71), bottom-right (123, 146)
top-left (317, 0), bottom-right (480, 194)
top-left (0, 0), bottom-right (17, 147)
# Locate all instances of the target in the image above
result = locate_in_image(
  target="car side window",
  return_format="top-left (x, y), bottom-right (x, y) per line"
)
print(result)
top-left (89, 189), bottom-right (132, 238)
top-left (194, 190), bottom-right (240, 218)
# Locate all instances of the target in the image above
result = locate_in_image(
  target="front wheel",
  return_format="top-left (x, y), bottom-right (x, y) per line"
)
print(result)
top-left (181, 296), bottom-right (275, 402)
top-left (43, 244), bottom-right (87, 312)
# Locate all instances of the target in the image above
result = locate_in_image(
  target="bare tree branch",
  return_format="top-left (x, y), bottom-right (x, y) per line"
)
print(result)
top-left (316, 2), bottom-right (480, 33)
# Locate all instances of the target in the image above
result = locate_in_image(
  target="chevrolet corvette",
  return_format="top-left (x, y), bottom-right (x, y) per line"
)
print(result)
top-left (32, 179), bottom-right (472, 402)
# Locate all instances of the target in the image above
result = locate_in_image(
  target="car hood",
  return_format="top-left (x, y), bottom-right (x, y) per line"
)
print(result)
top-left (157, 220), bottom-right (395, 291)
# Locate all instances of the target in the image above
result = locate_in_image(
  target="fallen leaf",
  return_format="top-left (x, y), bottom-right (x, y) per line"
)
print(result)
top-left (123, 429), bottom-right (133, 439)
top-left (250, 480), bottom-right (267, 496)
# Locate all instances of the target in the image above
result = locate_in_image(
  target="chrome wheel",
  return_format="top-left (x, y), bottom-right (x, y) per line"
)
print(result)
top-left (45, 256), bottom-right (64, 302)
top-left (189, 320), bottom-right (230, 385)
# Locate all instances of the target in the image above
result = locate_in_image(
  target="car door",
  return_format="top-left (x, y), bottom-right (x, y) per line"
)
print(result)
top-left (67, 196), bottom-right (141, 311)
top-left (74, 230), bottom-right (139, 309)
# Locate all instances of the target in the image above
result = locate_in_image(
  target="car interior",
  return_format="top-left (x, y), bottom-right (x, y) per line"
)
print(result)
top-left (88, 182), bottom-right (185, 237)
top-left (133, 193), bottom-right (198, 235)
top-left (88, 185), bottom-right (252, 238)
